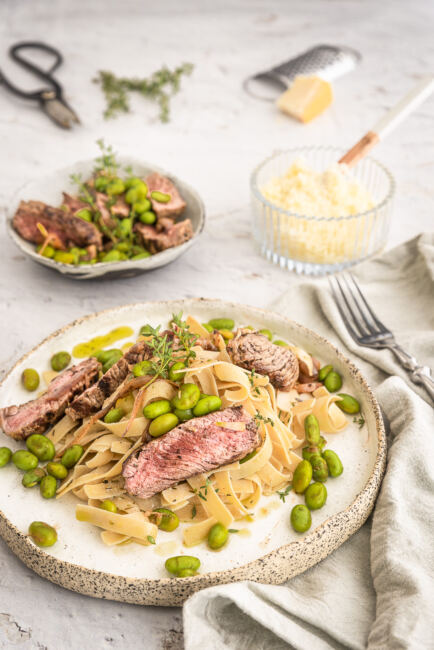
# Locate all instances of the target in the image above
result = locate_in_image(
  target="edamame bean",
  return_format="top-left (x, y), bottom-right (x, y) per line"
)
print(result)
top-left (40, 475), bottom-right (57, 499)
top-left (22, 467), bottom-right (46, 488)
top-left (28, 521), bottom-right (57, 547)
top-left (165, 555), bottom-right (200, 575)
top-left (139, 324), bottom-right (153, 336)
top-left (201, 323), bottom-right (213, 333)
top-left (139, 211), bottom-right (157, 224)
top-left (125, 185), bottom-right (147, 205)
top-left (309, 454), bottom-right (328, 482)
top-left (150, 508), bottom-right (179, 532)
top-left (133, 199), bottom-right (152, 214)
top-left (207, 318), bottom-right (235, 331)
top-left (169, 362), bottom-right (186, 382)
top-left (322, 450), bottom-right (343, 477)
top-left (305, 482), bottom-right (327, 510)
top-left (124, 177), bottom-right (144, 190)
top-left (149, 413), bottom-right (179, 438)
top-left (133, 360), bottom-right (154, 377)
top-left (273, 340), bottom-right (288, 347)
top-left (150, 190), bottom-right (171, 203)
top-left (304, 414), bottom-right (320, 446)
top-left (302, 446), bottom-right (318, 462)
top-left (131, 251), bottom-right (151, 260)
top-left (193, 395), bottom-right (222, 417)
top-left (101, 499), bottom-right (117, 513)
top-left (292, 460), bottom-right (313, 494)
top-left (258, 329), bottom-right (273, 341)
top-left (46, 462), bottom-right (68, 480)
top-left (61, 445), bottom-right (84, 468)
top-left (171, 383), bottom-right (201, 411)
top-left (21, 368), bottom-right (40, 392)
top-left (143, 400), bottom-right (172, 420)
top-left (95, 348), bottom-right (122, 364)
top-left (336, 393), bottom-right (361, 414)
top-left (50, 351), bottom-right (71, 372)
top-left (106, 178), bottom-right (125, 195)
top-left (208, 523), bottom-right (228, 550)
top-left (0, 447), bottom-right (12, 467)
top-left (318, 436), bottom-right (327, 452)
top-left (26, 434), bottom-right (55, 462)
top-left (318, 364), bottom-right (333, 382)
top-left (118, 217), bottom-right (133, 238)
top-left (104, 408), bottom-right (125, 424)
top-left (219, 329), bottom-right (234, 340)
top-left (324, 371), bottom-right (342, 393)
top-left (76, 208), bottom-right (92, 222)
top-left (102, 350), bottom-right (123, 373)
top-left (100, 249), bottom-right (122, 263)
top-left (12, 450), bottom-right (38, 471)
top-left (54, 251), bottom-right (75, 264)
top-left (290, 504), bottom-right (312, 533)
top-left (177, 569), bottom-right (197, 577)
top-left (94, 176), bottom-right (109, 191)
top-left (173, 407), bottom-right (193, 422)
top-left (37, 244), bottom-right (55, 258)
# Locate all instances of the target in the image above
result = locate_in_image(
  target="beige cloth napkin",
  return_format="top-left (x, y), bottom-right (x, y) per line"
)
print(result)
top-left (183, 234), bottom-right (434, 650)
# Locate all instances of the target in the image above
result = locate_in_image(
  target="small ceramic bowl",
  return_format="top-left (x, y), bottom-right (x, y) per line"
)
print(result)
top-left (6, 157), bottom-right (205, 280)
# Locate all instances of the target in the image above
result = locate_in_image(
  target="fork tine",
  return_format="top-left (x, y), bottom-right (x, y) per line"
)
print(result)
top-left (341, 274), bottom-right (377, 335)
top-left (348, 274), bottom-right (389, 333)
top-left (328, 277), bottom-right (365, 343)
top-left (334, 275), bottom-right (371, 337)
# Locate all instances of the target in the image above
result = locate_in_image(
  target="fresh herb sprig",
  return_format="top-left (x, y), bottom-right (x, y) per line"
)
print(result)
top-left (93, 139), bottom-right (119, 177)
top-left (277, 484), bottom-right (292, 503)
top-left (254, 413), bottom-right (274, 427)
top-left (94, 63), bottom-right (194, 123)
top-left (69, 173), bottom-right (95, 207)
top-left (353, 414), bottom-right (365, 429)
top-left (145, 312), bottom-right (198, 380)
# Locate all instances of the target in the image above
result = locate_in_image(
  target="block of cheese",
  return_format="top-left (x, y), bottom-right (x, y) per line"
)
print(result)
top-left (276, 75), bottom-right (333, 123)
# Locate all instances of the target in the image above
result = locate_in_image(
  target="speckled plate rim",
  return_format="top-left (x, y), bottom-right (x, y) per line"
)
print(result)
top-left (0, 298), bottom-right (386, 606)
top-left (5, 157), bottom-right (206, 280)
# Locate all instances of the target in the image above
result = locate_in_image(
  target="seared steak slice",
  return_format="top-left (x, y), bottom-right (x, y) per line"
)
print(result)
top-left (66, 340), bottom-right (152, 421)
top-left (145, 172), bottom-right (186, 219)
top-left (95, 193), bottom-right (117, 229)
top-left (62, 193), bottom-right (88, 214)
top-left (13, 200), bottom-right (103, 250)
top-left (135, 219), bottom-right (193, 254)
top-left (123, 405), bottom-right (260, 498)
top-left (0, 358), bottom-right (100, 440)
top-left (111, 197), bottom-right (130, 218)
top-left (227, 330), bottom-right (299, 391)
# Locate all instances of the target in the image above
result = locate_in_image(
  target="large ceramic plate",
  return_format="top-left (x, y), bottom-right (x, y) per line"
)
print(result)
top-left (0, 299), bottom-right (386, 605)
top-left (6, 157), bottom-right (205, 280)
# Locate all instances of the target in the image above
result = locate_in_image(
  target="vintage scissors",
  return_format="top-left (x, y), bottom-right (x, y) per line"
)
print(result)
top-left (0, 41), bottom-right (80, 129)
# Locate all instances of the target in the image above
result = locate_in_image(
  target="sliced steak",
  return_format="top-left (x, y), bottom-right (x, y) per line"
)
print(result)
top-left (123, 405), bottom-right (260, 498)
top-left (135, 219), bottom-right (193, 254)
top-left (66, 340), bottom-right (152, 421)
top-left (145, 172), bottom-right (187, 219)
top-left (0, 358), bottom-right (100, 440)
top-left (95, 193), bottom-right (117, 229)
top-left (62, 192), bottom-right (88, 214)
top-left (111, 197), bottom-right (130, 218)
top-left (227, 330), bottom-right (299, 391)
top-left (13, 200), bottom-right (103, 250)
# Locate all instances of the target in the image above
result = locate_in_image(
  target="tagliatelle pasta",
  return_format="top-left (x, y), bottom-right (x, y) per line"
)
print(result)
top-left (49, 314), bottom-right (349, 549)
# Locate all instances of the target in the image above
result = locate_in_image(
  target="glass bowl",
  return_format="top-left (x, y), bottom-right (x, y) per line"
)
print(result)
top-left (250, 146), bottom-right (395, 275)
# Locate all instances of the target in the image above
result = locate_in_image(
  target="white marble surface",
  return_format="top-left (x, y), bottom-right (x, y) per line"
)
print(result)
top-left (0, 0), bottom-right (433, 647)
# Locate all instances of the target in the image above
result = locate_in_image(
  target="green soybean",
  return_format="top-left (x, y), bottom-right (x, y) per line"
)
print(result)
top-left (310, 454), bottom-right (328, 482)
top-left (133, 360), bottom-right (154, 377)
top-left (336, 393), bottom-right (361, 414)
top-left (100, 249), bottom-right (122, 263)
top-left (94, 176), bottom-right (109, 191)
top-left (292, 460), bottom-right (313, 494)
top-left (54, 251), bottom-right (75, 264)
top-left (50, 351), bottom-right (71, 372)
top-left (165, 555), bottom-right (200, 576)
top-left (95, 348), bottom-right (122, 364)
top-left (12, 450), bottom-right (38, 471)
top-left (46, 462), bottom-right (68, 480)
top-left (102, 350), bottom-right (123, 373)
top-left (290, 504), bottom-right (312, 533)
top-left (76, 208), bottom-right (92, 222)
top-left (173, 407), bottom-right (193, 422)
top-left (100, 499), bottom-right (118, 513)
top-left (273, 340), bottom-right (288, 347)
top-left (40, 475), bottom-right (57, 499)
top-left (104, 408), bottom-right (125, 424)
top-left (324, 371), bottom-right (342, 393)
top-left (207, 318), bottom-right (235, 331)
top-left (318, 364), bottom-right (333, 382)
top-left (318, 436), bottom-right (327, 452)
top-left (22, 368), bottom-right (40, 392)
top-left (202, 323), bottom-right (213, 333)
top-left (177, 569), bottom-right (197, 577)
top-left (37, 244), bottom-right (55, 258)
top-left (169, 362), bottom-right (187, 382)
top-left (150, 190), bottom-right (171, 203)
top-left (61, 445), bottom-right (84, 468)
top-left (106, 178), bottom-right (126, 195)
top-left (219, 329), bottom-right (234, 341)
top-left (139, 324), bottom-right (153, 336)
top-left (0, 447), bottom-right (12, 467)
top-left (124, 177), bottom-right (144, 190)
top-left (131, 251), bottom-right (151, 260)
top-left (143, 400), bottom-right (172, 420)
top-left (193, 395), bottom-right (222, 417)
top-left (133, 198), bottom-right (152, 214)
top-left (139, 211), bottom-right (157, 225)
top-left (22, 467), bottom-right (46, 488)
top-left (322, 450), bottom-right (343, 477)
top-left (149, 413), bottom-right (179, 438)
top-left (171, 383), bottom-right (201, 411)
top-left (208, 523), bottom-right (228, 550)
top-left (28, 521), bottom-right (57, 547)
top-left (304, 414), bottom-right (320, 446)
top-left (302, 446), bottom-right (318, 462)
top-left (305, 482), bottom-right (327, 510)
top-left (258, 329), bottom-right (273, 340)
top-left (150, 508), bottom-right (179, 532)
top-left (26, 434), bottom-right (55, 462)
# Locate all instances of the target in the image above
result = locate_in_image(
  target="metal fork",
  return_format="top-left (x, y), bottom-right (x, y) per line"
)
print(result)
top-left (329, 273), bottom-right (434, 403)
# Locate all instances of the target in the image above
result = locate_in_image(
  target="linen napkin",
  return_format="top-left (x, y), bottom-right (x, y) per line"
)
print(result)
top-left (183, 233), bottom-right (434, 650)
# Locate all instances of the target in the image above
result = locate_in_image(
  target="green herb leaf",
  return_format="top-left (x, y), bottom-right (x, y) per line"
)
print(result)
top-left (147, 535), bottom-right (156, 545)
top-left (277, 484), bottom-right (292, 503)
top-left (228, 529), bottom-right (239, 533)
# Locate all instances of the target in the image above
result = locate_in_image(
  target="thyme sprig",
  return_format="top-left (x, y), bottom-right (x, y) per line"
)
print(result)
top-left (94, 63), bottom-right (194, 122)
top-left (69, 173), bottom-right (95, 206)
top-left (93, 139), bottom-right (119, 177)
top-left (145, 312), bottom-right (198, 380)
top-left (353, 414), bottom-right (365, 429)
top-left (254, 413), bottom-right (274, 427)
top-left (277, 484), bottom-right (292, 503)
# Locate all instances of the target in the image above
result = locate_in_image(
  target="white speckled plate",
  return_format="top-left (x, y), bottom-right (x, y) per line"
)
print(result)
top-left (0, 299), bottom-right (386, 605)
top-left (6, 157), bottom-right (205, 280)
